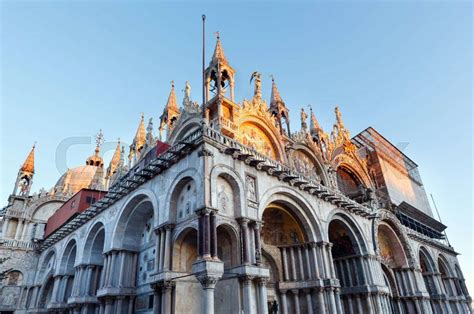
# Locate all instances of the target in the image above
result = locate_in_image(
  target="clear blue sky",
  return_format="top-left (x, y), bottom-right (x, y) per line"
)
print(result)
top-left (1, 1), bottom-right (472, 293)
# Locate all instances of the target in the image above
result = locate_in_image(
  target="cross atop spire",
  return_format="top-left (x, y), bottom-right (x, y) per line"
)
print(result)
top-left (86, 130), bottom-right (105, 167)
top-left (21, 143), bottom-right (35, 174)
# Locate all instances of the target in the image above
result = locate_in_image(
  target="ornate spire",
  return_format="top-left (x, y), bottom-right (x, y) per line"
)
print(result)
top-left (132, 114), bottom-right (146, 150)
top-left (269, 76), bottom-right (291, 135)
top-left (86, 130), bottom-right (104, 167)
top-left (211, 31), bottom-right (228, 66)
top-left (159, 82), bottom-right (181, 141)
top-left (165, 81), bottom-right (178, 111)
top-left (310, 106), bottom-right (322, 132)
top-left (21, 143), bottom-right (35, 174)
top-left (107, 139), bottom-right (121, 177)
top-left (270, 75), bottom-right (283, 106)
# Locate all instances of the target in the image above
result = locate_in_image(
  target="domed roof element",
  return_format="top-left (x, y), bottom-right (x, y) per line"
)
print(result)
top-left (54, 165), bottom-right (105, 195)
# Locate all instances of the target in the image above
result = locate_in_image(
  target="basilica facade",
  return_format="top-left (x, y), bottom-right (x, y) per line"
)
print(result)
top-left (0, 35), bottom-right (471, 314)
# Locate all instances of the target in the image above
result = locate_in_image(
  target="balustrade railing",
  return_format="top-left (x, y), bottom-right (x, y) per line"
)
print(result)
top-left (0, 238), bottom-right (36, 249)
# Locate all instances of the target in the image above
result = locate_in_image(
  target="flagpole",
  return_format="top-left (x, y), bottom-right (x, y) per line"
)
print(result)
top-left (202, 14), bottom-right (206, 116)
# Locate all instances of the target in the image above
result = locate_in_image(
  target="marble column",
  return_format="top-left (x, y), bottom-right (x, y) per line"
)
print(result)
top-left (198, 276), bottom-right (219, 314)
top-left (281, 247), bottom-right (289, 281)
top-left (305, 289), bottom-right (314, 314)
top-left (240, 276), bottom-right (255, 314)
top-left (161, 282), bottom-right (173, 314)
top-left (292, 290), bottom-right (301, 314)
top-left (210, 212), bottom-right (217, 259)
top-left (257, 277), bottom-right (268, 314)
top-left (239, 218), bottom-right (250, 264)
top-left (14, 219), bottom-right (24, 240)
top-left (280, 291), bottom-right (288, 314)
top-left (163, 225), bottom-right (174, 271)
top-left (253, 222), bottom-right (262, 266)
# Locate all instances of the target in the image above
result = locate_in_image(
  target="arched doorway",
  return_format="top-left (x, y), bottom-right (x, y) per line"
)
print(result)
top-left (438, 257), bottom-right (458, 313)
top-left (377, 222), bottom-right (419, 313)
top-left (107, 196), bottom-right (156, 313)
top-left (328, 217), bottom-right (371, 313)
top-left (60, 240), bottom-right (77, 306)
top-left (82, 222), bottom-right (106, 312)
top-left (261, 203), bottom-right (314, 314)
top-left (419, 249), bottom-right (442, 313)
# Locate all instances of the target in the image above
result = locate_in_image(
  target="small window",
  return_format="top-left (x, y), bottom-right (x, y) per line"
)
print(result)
top-left (148, 295), bottom-right (154, 309)
top-left (86, 196), bottom-right (96, 204)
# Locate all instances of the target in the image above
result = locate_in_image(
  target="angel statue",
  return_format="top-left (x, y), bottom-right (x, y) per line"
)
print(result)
top-left (300, 108), bottom-right (308, 129)
top-left (250, 71), bottom-right (262, 100)
top-left (184, 81), bottom-right (191, 101)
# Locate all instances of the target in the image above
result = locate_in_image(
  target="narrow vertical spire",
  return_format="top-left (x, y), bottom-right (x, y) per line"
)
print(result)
top-left (165, 81), bottom-right (178, 111)
top-left (21, 143), bottom-right (36, 174)
top-left (211, 31), bottom-right (228, 65)
top-left (133, 113), bottom-right (146, 149)
top-left (310, 106), bottom-right (322, 132)
top-left (270, 76), bottom-right (283, 106)
top-left (107, 139), bottom-right (121, 175)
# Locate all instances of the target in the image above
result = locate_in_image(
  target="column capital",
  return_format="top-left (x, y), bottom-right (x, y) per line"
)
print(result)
top-left (237, 217), bottom-right (251, 226)
top-left (161, 280), bottom-right (175, 292)
top-left (197, 275), bottom-right (220, 289)
top-left (195, 206), bottom-right (218, 216)
top-left (256, 277), bottom-right (268, 285)
top-left (239, 275), bottom-right (255, 286)
top-left (154, 222), bottom-right (176, 233)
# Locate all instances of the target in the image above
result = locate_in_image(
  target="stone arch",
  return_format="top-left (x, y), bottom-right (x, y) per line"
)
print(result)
top-left (120, 188), bottom-right (159, 226)
top-left (82, 221), bottom-right (106, 265)
top-left (27, 195), bottom-right (68, 220)
top-left (210, 164), bottom-right (245, 217)
top-left (374, 210), bottom-right (416, 268)
top-left (58, 239), bottom-right (77, 275)
top-left (454, 264), bottom-right (469, 298)
top-left (377, 222), bottom-right (409, 268)
top-left (259, 186), bottom-right (323, 242)
top-left (419, 247), bottom-right (436, 271)
top-left (164, 168), bottom-right (202, 223)
top-left (171, 227), bottom-right (198, 272)
top-left (111, 193), bottom-right (155, 251)
top-left (4, 270), bottom-right (23, 286)
top-left (215, 223), bottom-right (240, 268)
top-left (437, 254), bottom-right (455, 297)
top-left (328, 212), bottom-right (373, 313)
top-left (237, 115), bottom-right (286, 162)
top-left (326, 211), bottom-right (368, 255)
top-left (168, 117), bottom-right (201, 145)
top-left (419, 247), bottom-right (440, 312)
top-left (36, 249), bottom-right (56, 284)
top-left (290, 144), bottom-right (330, 186)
